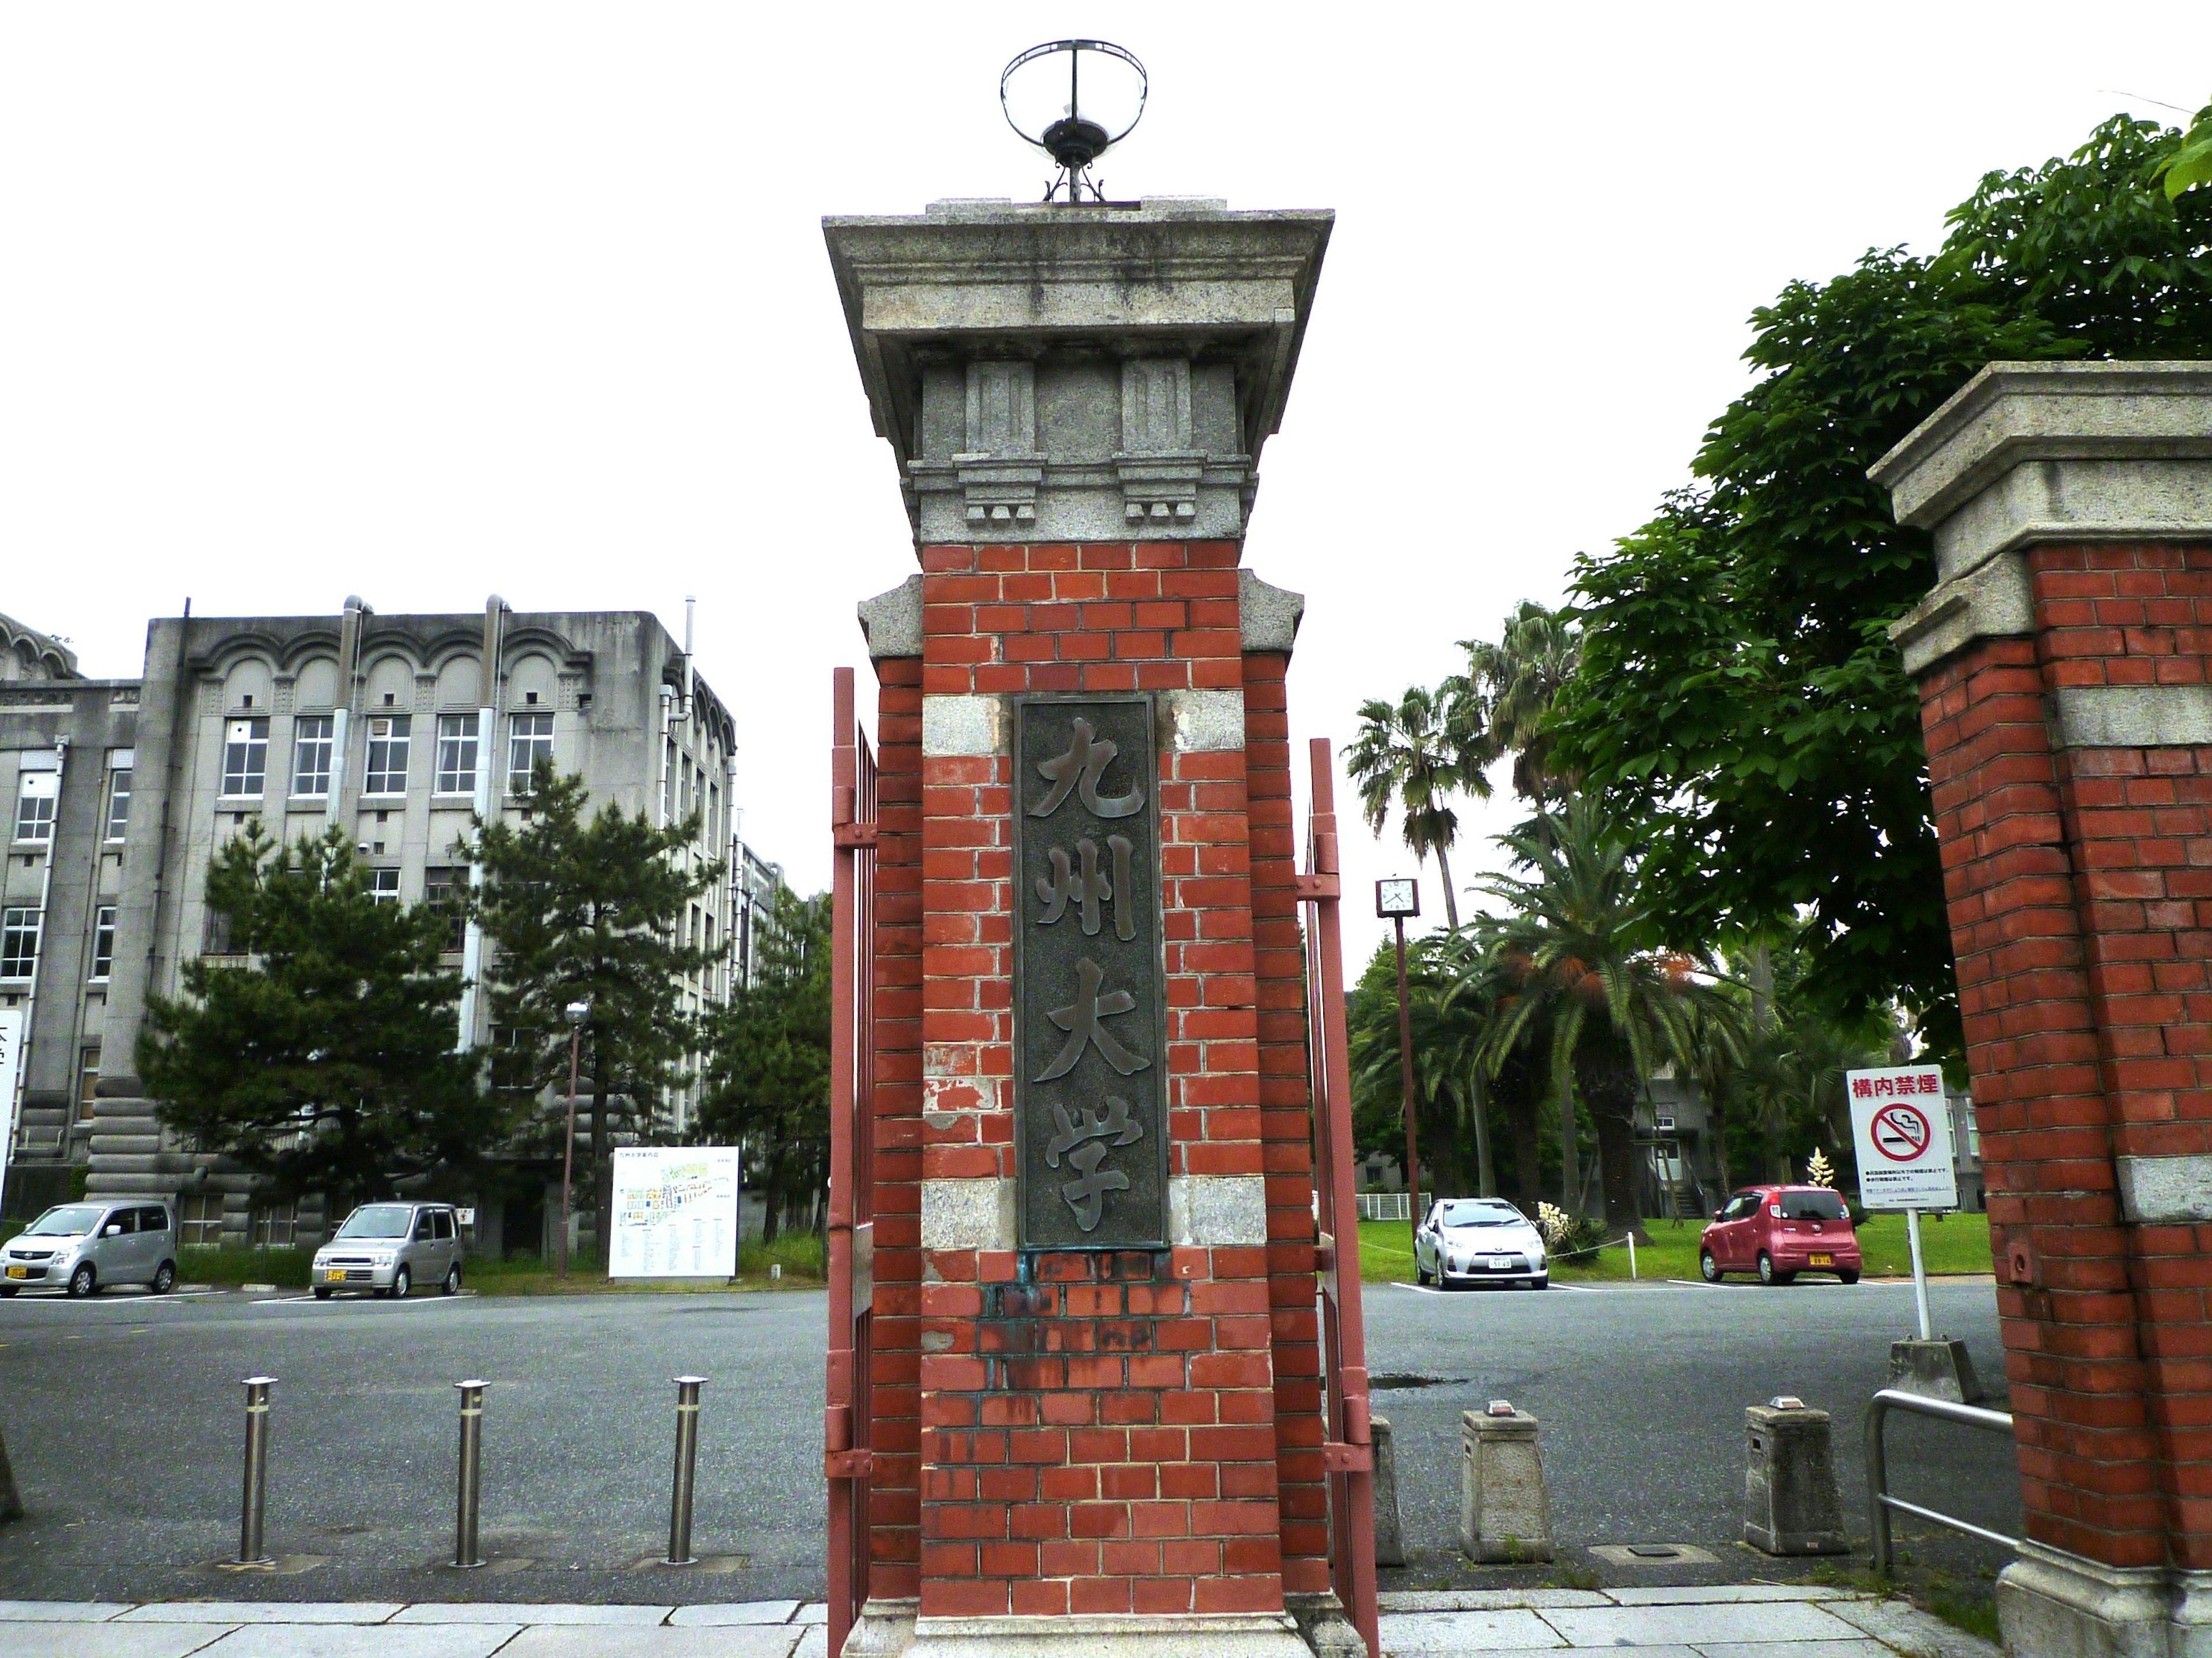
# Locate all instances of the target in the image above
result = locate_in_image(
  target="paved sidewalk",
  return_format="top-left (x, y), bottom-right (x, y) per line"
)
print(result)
top-left (0, 1587), bottom-right (1996, 1657)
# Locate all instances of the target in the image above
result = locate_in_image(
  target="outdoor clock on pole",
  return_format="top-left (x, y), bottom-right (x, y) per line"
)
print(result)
top-left (1376, 877), bottom-right (1419, 919)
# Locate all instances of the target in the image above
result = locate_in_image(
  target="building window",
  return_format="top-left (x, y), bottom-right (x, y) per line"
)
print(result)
top-left (251, 1201), bottom-right (297, 1247)
top-left (13, 771), bottom-right (57, 844)
top-left (424, 866), bottom-right (467, 950)
top-left (507, 712), bottom-right (554, 795)
top-left (435, 714), bottom-right (479, 796)
top-left (291, 715), bottom-right (334, 798)
top-left (363, 715), bottom-right (411, 796)
top-left (368, 867), bottom-right (402, 905)
top-left (180, 1192), bottom-right (225, 1246)
top-left (221, 718), bottom-right (270, 798)
top-left (1, 908), bottom-right (39, 978)
top-left (77, 1045), bottom-right (100, 1122)
top-left (201, 905), bottom-right (237, 955)
top-left (90, 905), bottom-right (116, 980)
top-left (104, 766), bottom-right (132, 841)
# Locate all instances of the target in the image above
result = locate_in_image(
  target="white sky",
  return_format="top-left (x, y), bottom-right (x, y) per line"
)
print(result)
top-left (3, 3), bottom-right (2207, 981)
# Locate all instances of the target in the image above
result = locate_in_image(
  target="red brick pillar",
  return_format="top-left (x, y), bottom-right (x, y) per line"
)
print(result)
top-left (828, 200), bottom-right (1351, 1658)
top-left (1876, 362), bottom-right (2212, 1656)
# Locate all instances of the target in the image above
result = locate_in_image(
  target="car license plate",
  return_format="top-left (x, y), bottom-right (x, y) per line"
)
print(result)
top-left (1809, 1254), bottom-right (1834, 1268)
top-left (1488, 1260), bottom-right (1510, 1270)
top-left (325, 1269), bottom-right (346, 1282)
top-left (4, 1266), bottom-right (23, 1280)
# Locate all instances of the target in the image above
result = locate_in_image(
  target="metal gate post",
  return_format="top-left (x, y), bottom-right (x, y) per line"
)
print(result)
top-left (1302, 739), bottom-right (1381, 1658)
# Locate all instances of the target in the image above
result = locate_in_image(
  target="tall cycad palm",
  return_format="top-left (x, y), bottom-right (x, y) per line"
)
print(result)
top-left (1452, 601), bottom-right (1582, 804)
top-left (1475, 795), bottom-right (1739, 1240)
top-left (1347, 685), bottom-right (1488, 929)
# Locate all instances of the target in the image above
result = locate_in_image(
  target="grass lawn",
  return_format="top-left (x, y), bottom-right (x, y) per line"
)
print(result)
top-left (172, 1234), bottom-right (827, 1295)
top-left (1355, 1211), bottom-right (1993, 1285)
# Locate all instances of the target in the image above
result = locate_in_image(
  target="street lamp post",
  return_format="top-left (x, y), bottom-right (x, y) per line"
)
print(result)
top-left (1376, 878), bottom-right (1423, 1258)
top-left (559, 1000), bottom-right (590, 1280)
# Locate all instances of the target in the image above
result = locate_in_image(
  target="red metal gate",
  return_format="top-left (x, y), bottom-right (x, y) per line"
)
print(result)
top-left (825, 667), bottom-right (877, 1657)
top-left (1300, 738), bottom-right (1380, 1658)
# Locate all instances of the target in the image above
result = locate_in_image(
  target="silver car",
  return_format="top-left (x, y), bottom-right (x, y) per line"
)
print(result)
top-left (1414, 1197), bottom-right (1550, 1289)
top-left (0, 1201), bottom-right (180, 1297)
top-left (311, 1202), bottom-right (464, 1299)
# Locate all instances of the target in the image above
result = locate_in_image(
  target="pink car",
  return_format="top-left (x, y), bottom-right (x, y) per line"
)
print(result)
top-left (1700, 1184), bottom-right (1862, 1285)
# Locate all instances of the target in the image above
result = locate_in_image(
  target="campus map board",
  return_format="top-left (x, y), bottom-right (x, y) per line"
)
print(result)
top-left (608, 1147), bottom-right (739, 1278)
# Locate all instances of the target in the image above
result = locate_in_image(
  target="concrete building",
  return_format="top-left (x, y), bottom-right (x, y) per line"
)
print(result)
top-left (0, 599), bottom-right (782, 1253)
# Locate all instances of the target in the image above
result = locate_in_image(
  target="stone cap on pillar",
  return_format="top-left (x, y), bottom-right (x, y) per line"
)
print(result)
top-left (1872, 362), bottom-right (2212, 675)
top-left (822, 198), bottom-right (1333, 545)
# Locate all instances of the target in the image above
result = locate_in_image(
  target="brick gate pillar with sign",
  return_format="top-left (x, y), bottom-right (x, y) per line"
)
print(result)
top-left (1873, 363), bottom-right (2212, 1658)
top-left (825, 200), bottom-right (1362, 1658)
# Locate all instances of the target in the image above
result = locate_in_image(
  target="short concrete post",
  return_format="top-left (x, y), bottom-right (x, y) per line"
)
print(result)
top-left (1370, 1414), bottom-right (1406, 1568)
top-left (1743, 1396), bottom-right (1848, 1555)
top-left (1887, 1337), bottom-right (1984, 1404)
top-left (1461, 1401), bottom-right (1553, 1563)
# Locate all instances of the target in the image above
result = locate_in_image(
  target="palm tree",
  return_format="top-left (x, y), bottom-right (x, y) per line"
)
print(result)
top-left (1347, 685), bottom-right (1486, 929)
top-left (1472, 796), bottom-right (1740, 1240)
top-left (1450, 602), bottom-right (1583, 804)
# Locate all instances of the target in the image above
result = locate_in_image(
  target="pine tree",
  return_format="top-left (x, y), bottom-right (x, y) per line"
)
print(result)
top-left (469, 762), bottom-right (722, 1261)
top-left (138, 824), bottom-right (498, 1218)
top-left (696, 889), bottom-right (830, 1242)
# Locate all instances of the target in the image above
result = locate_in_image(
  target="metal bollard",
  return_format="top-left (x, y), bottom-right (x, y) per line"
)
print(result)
top-left (453, 1380), bottom-right (487, 1569)
top-left (236, 1376), bottom-right (277, 1566)
top-left (666, 1376), bottom-right (707, 1565)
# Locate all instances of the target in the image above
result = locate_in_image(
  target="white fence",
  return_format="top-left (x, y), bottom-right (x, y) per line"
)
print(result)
top-left (1354, 1193), bottom-right (1410, 1223)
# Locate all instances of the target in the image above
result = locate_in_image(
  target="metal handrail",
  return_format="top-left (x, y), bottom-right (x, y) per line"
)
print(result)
top-left (1865, 1386), bottom-right (2018, 1572)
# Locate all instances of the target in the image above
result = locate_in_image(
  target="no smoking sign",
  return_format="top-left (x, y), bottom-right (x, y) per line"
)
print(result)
top-left (1849, 1067), bottom-right (1959, 1211)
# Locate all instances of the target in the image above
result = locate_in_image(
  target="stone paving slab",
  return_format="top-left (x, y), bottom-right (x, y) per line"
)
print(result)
top-left (193, 1628), bottom-right (515, 1658)
top-left (497, 1628), bottom-right (805, 1658)
top-left (666, 1602), bottom-right (805, 1626)
top-left (1378, 1589), bottom-right (1612, 1611)
top-left (0, 1604), bottom-right (133, 1623)
top-left (0, 1625), bottom-right (236, 1658)
top-left (1694, 1641), bottom-right (1892, 1658)
top-left (119, 1604), bottom-right (406, 1625)
top-left (392, 1604), bottom-right (673, 1625)
top-left (1821, 1599), bottom-right (2001, 1658)
top-left (1606, 1587), bottom-right (1860, 1605)
top-left (1543, 1602), bottom-right (1864, 1648)
top-left (1377, 1608), bottom-right (1566, 1651)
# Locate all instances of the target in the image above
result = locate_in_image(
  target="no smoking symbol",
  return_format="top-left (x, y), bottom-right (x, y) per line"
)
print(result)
top-left (1870, 1102), bottom-right (1931, 1163)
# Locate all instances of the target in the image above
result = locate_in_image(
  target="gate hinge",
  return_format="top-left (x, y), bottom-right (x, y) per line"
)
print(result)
top-left (1321, 1441), bottom-right (1373, 1474)
top-left (825, 1448), bottom-right (875, 1479)
top-left (1295, 872), bottom-right (1340, 902)
top-left (834, 822), bottom-right (879, 849)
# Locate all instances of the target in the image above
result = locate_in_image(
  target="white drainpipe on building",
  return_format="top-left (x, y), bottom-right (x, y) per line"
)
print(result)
top-left (7, 738), bottom-right (69, 1174)
top-left (457, 596), bottom-right (507, 1053)
top-left (325, 597), bottom-right (369, 829)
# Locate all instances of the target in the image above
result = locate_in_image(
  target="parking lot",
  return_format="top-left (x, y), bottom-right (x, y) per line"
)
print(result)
top-left (0, 1273), bottom-right (2013, 1604)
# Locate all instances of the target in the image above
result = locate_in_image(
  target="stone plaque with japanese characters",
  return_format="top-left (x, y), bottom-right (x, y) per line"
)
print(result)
top-left (1012, 695), bottom-right (1169, 1249)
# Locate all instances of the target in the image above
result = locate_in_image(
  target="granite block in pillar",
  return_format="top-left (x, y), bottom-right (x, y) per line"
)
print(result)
top-left (831, 199), bottom-right (1333, 1655)
top-left (1873, 361), bottom-right (2212, 1655)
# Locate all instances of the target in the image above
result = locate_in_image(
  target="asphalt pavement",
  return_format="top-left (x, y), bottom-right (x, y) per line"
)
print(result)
top-left (0, 1273), bottom-right (2013, 1607)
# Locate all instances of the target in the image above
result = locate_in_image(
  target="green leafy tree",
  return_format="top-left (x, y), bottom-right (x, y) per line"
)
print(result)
top-left (1346, 685), bottom-right (1486, 929)
top-left (1552, 110), bottom-right (2212, 1056)
top-left (2155, 100), bottom-right (2212, 199)
top-left (139, 824), bottom-right (498, 1219)
top-left (696, 889), bottom-right (831, 1243)
top-left (1474, 798), bottom-right (1741, 1241)
top-left (470, 764), bottom-right (722, 1258)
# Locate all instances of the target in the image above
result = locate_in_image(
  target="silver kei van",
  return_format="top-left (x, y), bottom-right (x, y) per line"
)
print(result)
top-left (311, 1202), bottom-right (463, 1299)
top-left (0, 1202), bottom-right (180, 1297)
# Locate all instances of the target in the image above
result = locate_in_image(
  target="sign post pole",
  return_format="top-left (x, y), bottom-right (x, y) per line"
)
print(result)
top-left (1905, 1206), bottom-right (1931, 1340)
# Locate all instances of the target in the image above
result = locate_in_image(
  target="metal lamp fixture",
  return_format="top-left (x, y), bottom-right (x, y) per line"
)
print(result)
top-left (1000, 39), bottom-right (1147, 203)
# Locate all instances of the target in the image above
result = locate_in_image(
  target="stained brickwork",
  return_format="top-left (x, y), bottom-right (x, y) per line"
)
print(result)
top-left (874, 538), bottom-right (1299, 1619)
top-left (1915, 541), bottom-right (2212, 1570)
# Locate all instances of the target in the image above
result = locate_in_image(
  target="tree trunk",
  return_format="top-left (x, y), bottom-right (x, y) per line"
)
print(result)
top-left (1510, 1101), bottom-right (1542, 1213)
top-left (1555, 1087), bottom-right (1581, 1214)
top-left (1433, 843), bottom-right (1460, 931)
top-left (1469, 1069), bottom-right (1497, 1198)
top-left (1578, 1033), bottom-right (1648, 1242)
top-left (590, 1055), bottom-right (611, 1271)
